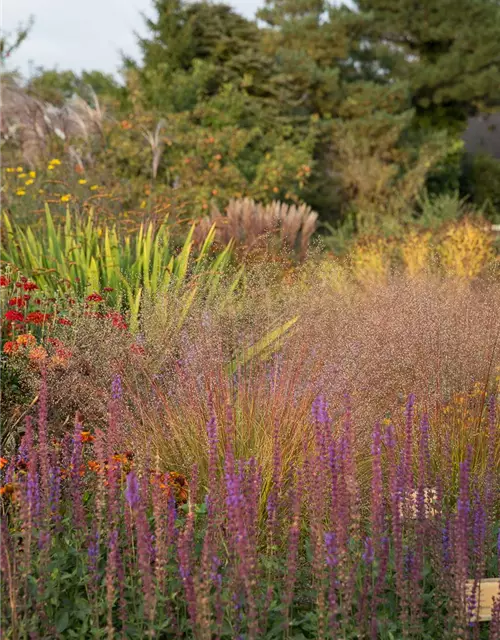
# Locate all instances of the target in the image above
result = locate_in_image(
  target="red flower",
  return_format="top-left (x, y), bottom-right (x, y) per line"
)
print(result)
top-left (86, 293), bottom-right (104, 303)
top-left (26, 311), bottom-right (51, 325)
top-left (4, 310), bottom-right (25, 323)
top-left (23, 282), bottom-right (38, 291)
top-left (34, 298), bottom-right (41, 305)
top-left (130, 343), bottom-right (145, 355)
top-left (106, 312), bottom-right (127, 330)
top-left (103, 287), bottom-right (114, 292)
top-left (8, 297), bottom-right (26, 307)
top-left (57, 317), bottom-right (72, 326)
top-left (0, 276), bottom-right (10, 287)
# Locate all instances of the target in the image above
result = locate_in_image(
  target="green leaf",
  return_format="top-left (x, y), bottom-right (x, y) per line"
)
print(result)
top-left (226, 315), bottom-right (298, 375)
top-left (56, 610), bottom-right (69, 633)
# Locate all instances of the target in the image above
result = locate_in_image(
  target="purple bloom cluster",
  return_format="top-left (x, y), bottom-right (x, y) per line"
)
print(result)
top-left (1, 391), bottom-right (499, 638)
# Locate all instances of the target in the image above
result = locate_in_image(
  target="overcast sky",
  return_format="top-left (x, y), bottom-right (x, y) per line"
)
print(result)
top-left (1, 0), bottom-right (263, 79)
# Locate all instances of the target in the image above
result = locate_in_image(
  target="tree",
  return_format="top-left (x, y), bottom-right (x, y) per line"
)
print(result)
top-left (119, 0), bottom-right (319, 213)
top-left (331, 80), bottom-right (448, 228)
top-left (127, 0), bottom-right (265, 111)
top-left (257, 0), bottom-right (349, 118)
top-left (340, 0), bottom-right (500, 133)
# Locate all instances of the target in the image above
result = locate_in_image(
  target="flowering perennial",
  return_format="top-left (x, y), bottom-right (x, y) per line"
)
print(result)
top-left (1, 387), bottom-right (499, 638)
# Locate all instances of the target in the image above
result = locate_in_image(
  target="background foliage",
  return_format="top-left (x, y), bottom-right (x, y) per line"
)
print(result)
top-left (2, 0), bottom-right (500, 233)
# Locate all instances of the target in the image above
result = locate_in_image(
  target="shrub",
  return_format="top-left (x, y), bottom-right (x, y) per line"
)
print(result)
top-left (463, 152), bottom-right (500, 221)
top-left (438, 218), bottom-right (495, 279)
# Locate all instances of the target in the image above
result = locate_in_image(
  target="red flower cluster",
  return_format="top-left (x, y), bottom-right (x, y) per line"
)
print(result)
top-left (4, 310), bottom-right (24, 323)
top-left (0, 276), bottom-right (10, 287)
top-left (86, 293), bottom-right (104, 303)
top-left (57, 317), bottom-right (72, 326)
top-left (8, 297), bottom-right (28, 307)
top-left (106, 311), bottom-right (128, 330)
top-left (26, 311), bottom-right (51, 325)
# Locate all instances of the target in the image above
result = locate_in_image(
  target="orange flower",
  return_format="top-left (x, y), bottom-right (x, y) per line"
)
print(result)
top-left (2, 341), bottom-right (18, 355)
top-left (80, 431), bottom-right (94, 443)
top-left (49, 354), bottom-right (69, 370)
top-left (0, 483), bottom-right (17, 499)
top-left (88, 460), bottom-right (101, 473)
top-left (153, 471), bottom-right (189, 504)
top-left (16, 333), bottom-right (36, 347)
top-left (0, 457), bottom-right (8, 469)
top-left (28, 346), bottom-right (48, 361)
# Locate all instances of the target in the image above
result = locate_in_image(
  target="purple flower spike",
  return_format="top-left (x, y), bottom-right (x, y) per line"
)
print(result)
top-left (125, 471), bottom-right (140, 510)
top-left (111, 374), bottom-right (122, 401)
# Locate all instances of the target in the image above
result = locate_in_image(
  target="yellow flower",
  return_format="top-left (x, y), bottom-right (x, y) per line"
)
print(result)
top-left (140, 200), bottom-right (147, 209)
top-left (47, 165), bottom-right (55, 171)
top-left (16, 166), bottom-right (23, 172)
top-left (78, 179), bottom-right (87, 185)
top-left (50, 158), bottom-right (61, 166)
top-left (90, 185), bottom-right (99, 191)
top-left (25, 179), bottom-right (34, 186)
top-left (39, 189), bottom-right (45, 194)
top-left (60, 194), bottom-right (71, 203)
top-left (18, 173), bottom-right (27, 178)
top-left (16, 189), bottom-right (26, 196)
top-left (29, 171), bottom-right (36, 178)
top-left (6, 168), bottom-right (15, 173)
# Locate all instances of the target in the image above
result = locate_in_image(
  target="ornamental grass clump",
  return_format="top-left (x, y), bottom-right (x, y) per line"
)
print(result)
top-left (37, 270), bottom-right (499, 497)
top-left (1, 377), bottom-right (499, 638)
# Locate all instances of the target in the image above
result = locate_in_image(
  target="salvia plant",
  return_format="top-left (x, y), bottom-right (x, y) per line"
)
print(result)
top-left (1, 380), bottom-right (499, 639)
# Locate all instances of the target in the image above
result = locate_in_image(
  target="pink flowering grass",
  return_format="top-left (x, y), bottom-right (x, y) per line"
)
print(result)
top-left (1, 382), bottom-right (499, 638)
top-left (28, 274), bottom-right (499, 509)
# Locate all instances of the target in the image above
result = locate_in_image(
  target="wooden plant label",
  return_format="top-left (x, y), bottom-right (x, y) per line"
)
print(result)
top-left (465, 578), bottom-right (500, 622)
top-left (399, 487), bottom-right (438, 519)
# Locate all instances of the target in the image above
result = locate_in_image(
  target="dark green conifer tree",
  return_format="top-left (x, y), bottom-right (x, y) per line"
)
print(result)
top-left (340, 0), bottom-right (500, 132)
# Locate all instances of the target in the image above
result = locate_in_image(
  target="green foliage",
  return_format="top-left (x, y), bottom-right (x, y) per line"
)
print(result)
top-left (1, 205), bottom-right (240, 332)
top-left (462, 153), bottom-right (500, 221)
top-left (344, 0), bottom-right (500, 133)
top-left (414, 191), bottom-right (472, 230)
top-left (26, 68), bottom-right (124, 106)
top-left (425, 139), bottom-right (466, 198)
top-left (330, 80), bottom-right (449, 228)
top-left (3, 0), bottom-right (500, 226)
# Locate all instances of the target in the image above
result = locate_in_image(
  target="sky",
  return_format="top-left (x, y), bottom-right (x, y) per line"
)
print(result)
top-left (1, 0), bottom-right (263, 79)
